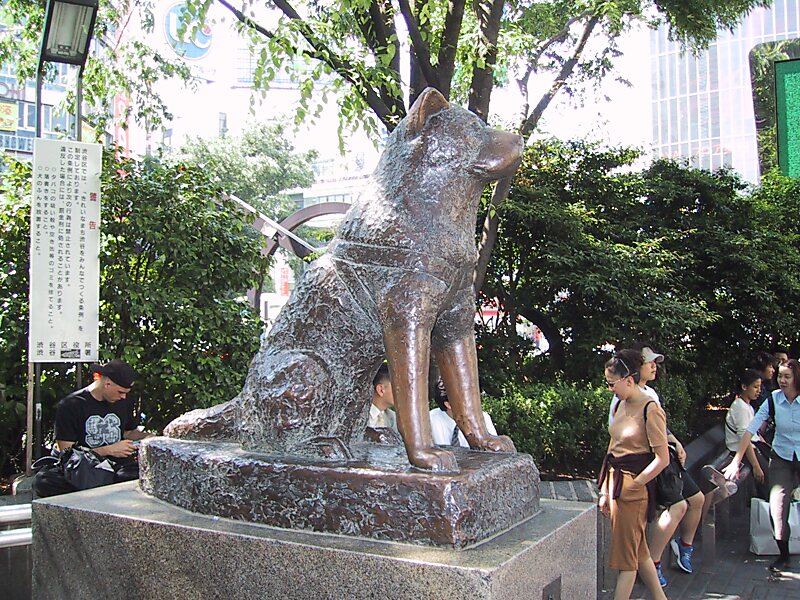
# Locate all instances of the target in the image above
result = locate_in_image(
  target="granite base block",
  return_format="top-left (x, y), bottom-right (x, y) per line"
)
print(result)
top-left (32, 482), bottom-right (597, 600)
top-left (139, 437), bottom-right (541, 547)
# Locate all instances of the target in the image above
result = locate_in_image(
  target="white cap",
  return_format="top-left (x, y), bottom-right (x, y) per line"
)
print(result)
top-left (641, 347), bottom-right (664, 364)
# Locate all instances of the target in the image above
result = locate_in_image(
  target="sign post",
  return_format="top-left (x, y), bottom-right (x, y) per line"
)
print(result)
top-left (27, 138), bottom-right (102, 467)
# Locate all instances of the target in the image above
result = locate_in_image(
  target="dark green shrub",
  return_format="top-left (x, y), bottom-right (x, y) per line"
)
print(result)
top-left (0, 154), bottom-right (263, 479)
top-left (650, 376), bottom-right (692, 442)
top-left (482, 380), bottom-right (610, 478)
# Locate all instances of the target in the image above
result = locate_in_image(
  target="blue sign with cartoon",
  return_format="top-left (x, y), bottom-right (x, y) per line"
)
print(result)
top-left (164, 2), bottom-right (212, 60)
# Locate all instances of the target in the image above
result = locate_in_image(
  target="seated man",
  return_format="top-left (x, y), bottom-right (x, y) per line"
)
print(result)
top-left (429, 379), bottom-right (497, 447)
top-left (34, 359), bottom-right (155, 498)
top-left (367, 364), bottom-right (398, 432)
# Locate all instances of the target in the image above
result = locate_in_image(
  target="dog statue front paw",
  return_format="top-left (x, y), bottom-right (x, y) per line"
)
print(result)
top-left (408, 447), bottom-right (459, 473)
top-left (470, 434), bottom-right (516, 453)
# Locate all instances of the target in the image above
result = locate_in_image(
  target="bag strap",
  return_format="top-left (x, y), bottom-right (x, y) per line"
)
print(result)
top-left (725, 401), bottom-right (739, 435)
top-left (642, 400), bottom-right (656, 423)
top-left (643, 399), bottom-right (655, 447)
top-left (769, 395), bottom-right (775, 420)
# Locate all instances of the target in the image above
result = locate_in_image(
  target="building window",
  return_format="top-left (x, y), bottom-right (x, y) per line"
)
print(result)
top-left (219, 112), bottom-right (228, 137)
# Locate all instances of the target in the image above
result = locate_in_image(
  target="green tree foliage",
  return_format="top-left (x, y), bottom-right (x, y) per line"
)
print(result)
top-left (0, 153), bottom-right (263, 476)
top-left (187, 0), bottom-right (771, 288)
top-left (100, 154), bottom-right (264, 422)
top-left (0, 160), bottom-right (33, 476)
top-left (175, 122), bottom-right (317, 218)
top-left (478, 139), bottom-right (800, 411)
top-left (2, 0), bottom-right (772, 292)
top-left (175, 122), bottom-right (320, 301)
top-left (199, 0), bottom-right (770, 133)
top-left (0, 0), bottom-right (192, 135)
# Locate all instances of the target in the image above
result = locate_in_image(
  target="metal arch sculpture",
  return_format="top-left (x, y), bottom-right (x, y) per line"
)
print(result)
top-left (260, 202), bottom-right (352, 259)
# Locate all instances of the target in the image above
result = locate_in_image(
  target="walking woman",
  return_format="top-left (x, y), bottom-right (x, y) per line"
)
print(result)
top-left (724, 359), bottom-right (800, 574)
top-left (598, 349), bottom-right (670, 600)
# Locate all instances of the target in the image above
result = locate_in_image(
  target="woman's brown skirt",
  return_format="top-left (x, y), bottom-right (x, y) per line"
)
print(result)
top-left (609, 468), bottom-right (651, 571)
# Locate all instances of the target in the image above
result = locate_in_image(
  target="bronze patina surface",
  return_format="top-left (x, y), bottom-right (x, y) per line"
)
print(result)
top-left (162, 88), bottom-right (523, 473)
top-left (139, 437), bottom-right (541, 548)
top-left (140, 89), bottom-right (536, 547)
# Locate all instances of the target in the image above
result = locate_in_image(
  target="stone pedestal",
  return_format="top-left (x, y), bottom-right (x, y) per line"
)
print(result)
top-left (139, 438), bottom-right (541, 548)
top-left (32, 482), bottom-right (597, 600)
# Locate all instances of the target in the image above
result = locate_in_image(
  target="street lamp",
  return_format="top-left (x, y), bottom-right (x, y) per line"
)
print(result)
top-left (35, 0), bottom-right (99, 139)
top-left (27, 0), bottom-right (98, 474)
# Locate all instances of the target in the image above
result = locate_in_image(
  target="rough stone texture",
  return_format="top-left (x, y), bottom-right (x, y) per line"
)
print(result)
top-left (162, 88), bottom-right (523, 474)
top-left (139, 437), bottom-right (540, 548)
top-left (32, 482), bottom-right (597, 600)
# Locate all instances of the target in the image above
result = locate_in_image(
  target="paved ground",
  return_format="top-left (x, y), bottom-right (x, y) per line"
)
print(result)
top-left (544, 480), bottom-right (800, 599)
top-left (600, 500), bottom-right (800, 599)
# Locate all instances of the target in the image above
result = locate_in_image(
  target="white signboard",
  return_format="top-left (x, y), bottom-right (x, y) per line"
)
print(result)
top-left (29, 139), bottom-right (102, 362)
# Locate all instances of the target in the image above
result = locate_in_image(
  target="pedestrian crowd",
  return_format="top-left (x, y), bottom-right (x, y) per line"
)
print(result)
top-left (34, 347), bottom-right (798, 600)
top-left (597, 344), bottom-right (798, 600)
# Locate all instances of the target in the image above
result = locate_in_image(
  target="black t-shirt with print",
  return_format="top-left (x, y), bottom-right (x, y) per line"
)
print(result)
top-left (54, 388), bottom-right (137, 449)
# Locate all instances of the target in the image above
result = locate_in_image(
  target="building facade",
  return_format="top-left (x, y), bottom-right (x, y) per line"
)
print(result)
top-left (650, 0), bottom-right (800, 182)
top-left (0, 61), bottom-right (78, 158)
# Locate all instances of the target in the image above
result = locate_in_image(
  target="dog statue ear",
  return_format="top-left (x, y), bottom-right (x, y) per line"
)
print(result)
top-left (405, 88), bottom-right (449, 136)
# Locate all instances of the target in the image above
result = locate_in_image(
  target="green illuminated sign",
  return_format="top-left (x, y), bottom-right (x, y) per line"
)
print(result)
top-left (776, 58), bottom-right (800, 178)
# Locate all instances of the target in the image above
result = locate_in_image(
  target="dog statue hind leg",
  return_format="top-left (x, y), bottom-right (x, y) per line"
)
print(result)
top-left (433, 287), bottom-right (516, 453)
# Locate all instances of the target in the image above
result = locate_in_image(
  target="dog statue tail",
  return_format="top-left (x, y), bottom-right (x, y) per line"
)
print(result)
top-left (163, 399), bottom-right (239, 441)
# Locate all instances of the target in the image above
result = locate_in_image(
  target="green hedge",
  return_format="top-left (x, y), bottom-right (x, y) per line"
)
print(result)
top-left (482, 376), bottom-right (693, 478)
top-left (651, 376), bottom-right (692, 442)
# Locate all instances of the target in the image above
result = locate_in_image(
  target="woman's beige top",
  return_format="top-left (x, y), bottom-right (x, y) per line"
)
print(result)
top-left (608, 398), bottom-right (668, 457)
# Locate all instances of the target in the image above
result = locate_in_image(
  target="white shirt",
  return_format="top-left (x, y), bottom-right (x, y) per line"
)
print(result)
top-left (368, 404), bottom-right (397, 432)
top-left (429, 407), bottom-right (498, 447)
top-left (725, 396), bottom-right (760, 452)
top-left (608, 385), bottom-right (661, 427)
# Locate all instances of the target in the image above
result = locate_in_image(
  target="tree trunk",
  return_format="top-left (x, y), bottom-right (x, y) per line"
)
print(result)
top-left (519, 306), bottom-right (565, 374)
top-left (474, 14), bottom-right (601, 293)
top-left (473, 175), bottom-right (511, 292)
top-left (467, 0), bottom-right (505, 122)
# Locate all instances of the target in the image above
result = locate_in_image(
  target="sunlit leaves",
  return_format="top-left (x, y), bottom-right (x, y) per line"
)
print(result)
top-left (479, 139), bottom-right (800, 402)
top-left (174, 122), bottom-right (316, 218)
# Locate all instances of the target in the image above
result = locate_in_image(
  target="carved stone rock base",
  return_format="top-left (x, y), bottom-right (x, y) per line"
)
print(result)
top-left (138, 437), bottom-right (540, 548)
top-left (32, 482), bottom-right (597, 600)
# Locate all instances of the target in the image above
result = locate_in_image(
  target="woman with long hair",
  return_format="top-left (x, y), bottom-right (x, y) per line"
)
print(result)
top-left (598, 349), bottom-right (669, 600)
top-left (724, 359), bottom-right (800, 574)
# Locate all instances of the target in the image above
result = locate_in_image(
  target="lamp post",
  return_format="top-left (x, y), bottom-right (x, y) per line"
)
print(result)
top-left (27, 0), bottom-right (99, 475)
top-left (34, 0), bottom-right (99, 139)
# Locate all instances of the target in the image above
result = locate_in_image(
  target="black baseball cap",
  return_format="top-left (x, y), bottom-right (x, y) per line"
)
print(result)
top-left (89, 360), bottom-right (137, 388)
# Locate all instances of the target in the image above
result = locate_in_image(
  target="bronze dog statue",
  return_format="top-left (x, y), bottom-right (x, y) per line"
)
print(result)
top-left (165, 88), bottom-right (523, 471)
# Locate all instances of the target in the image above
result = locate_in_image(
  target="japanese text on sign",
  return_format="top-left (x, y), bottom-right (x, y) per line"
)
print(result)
top-left (29, 139), bottom-right (101, 362)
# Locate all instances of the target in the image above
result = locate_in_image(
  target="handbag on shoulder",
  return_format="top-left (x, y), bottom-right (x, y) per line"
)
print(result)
top-left (653, 445), bottom-right (684, 507)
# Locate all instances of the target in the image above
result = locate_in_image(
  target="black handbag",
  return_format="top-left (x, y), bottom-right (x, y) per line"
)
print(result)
top-left (60, 445), bottom-right (116, 490)
top-left (642, 401), bottom-right (684, 507)
top-left (654, 445), bottom-right (684, 507)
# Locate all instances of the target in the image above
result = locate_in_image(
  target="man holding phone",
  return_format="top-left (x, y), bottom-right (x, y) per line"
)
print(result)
top-left (34, 359), bottom-right (154, 497)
